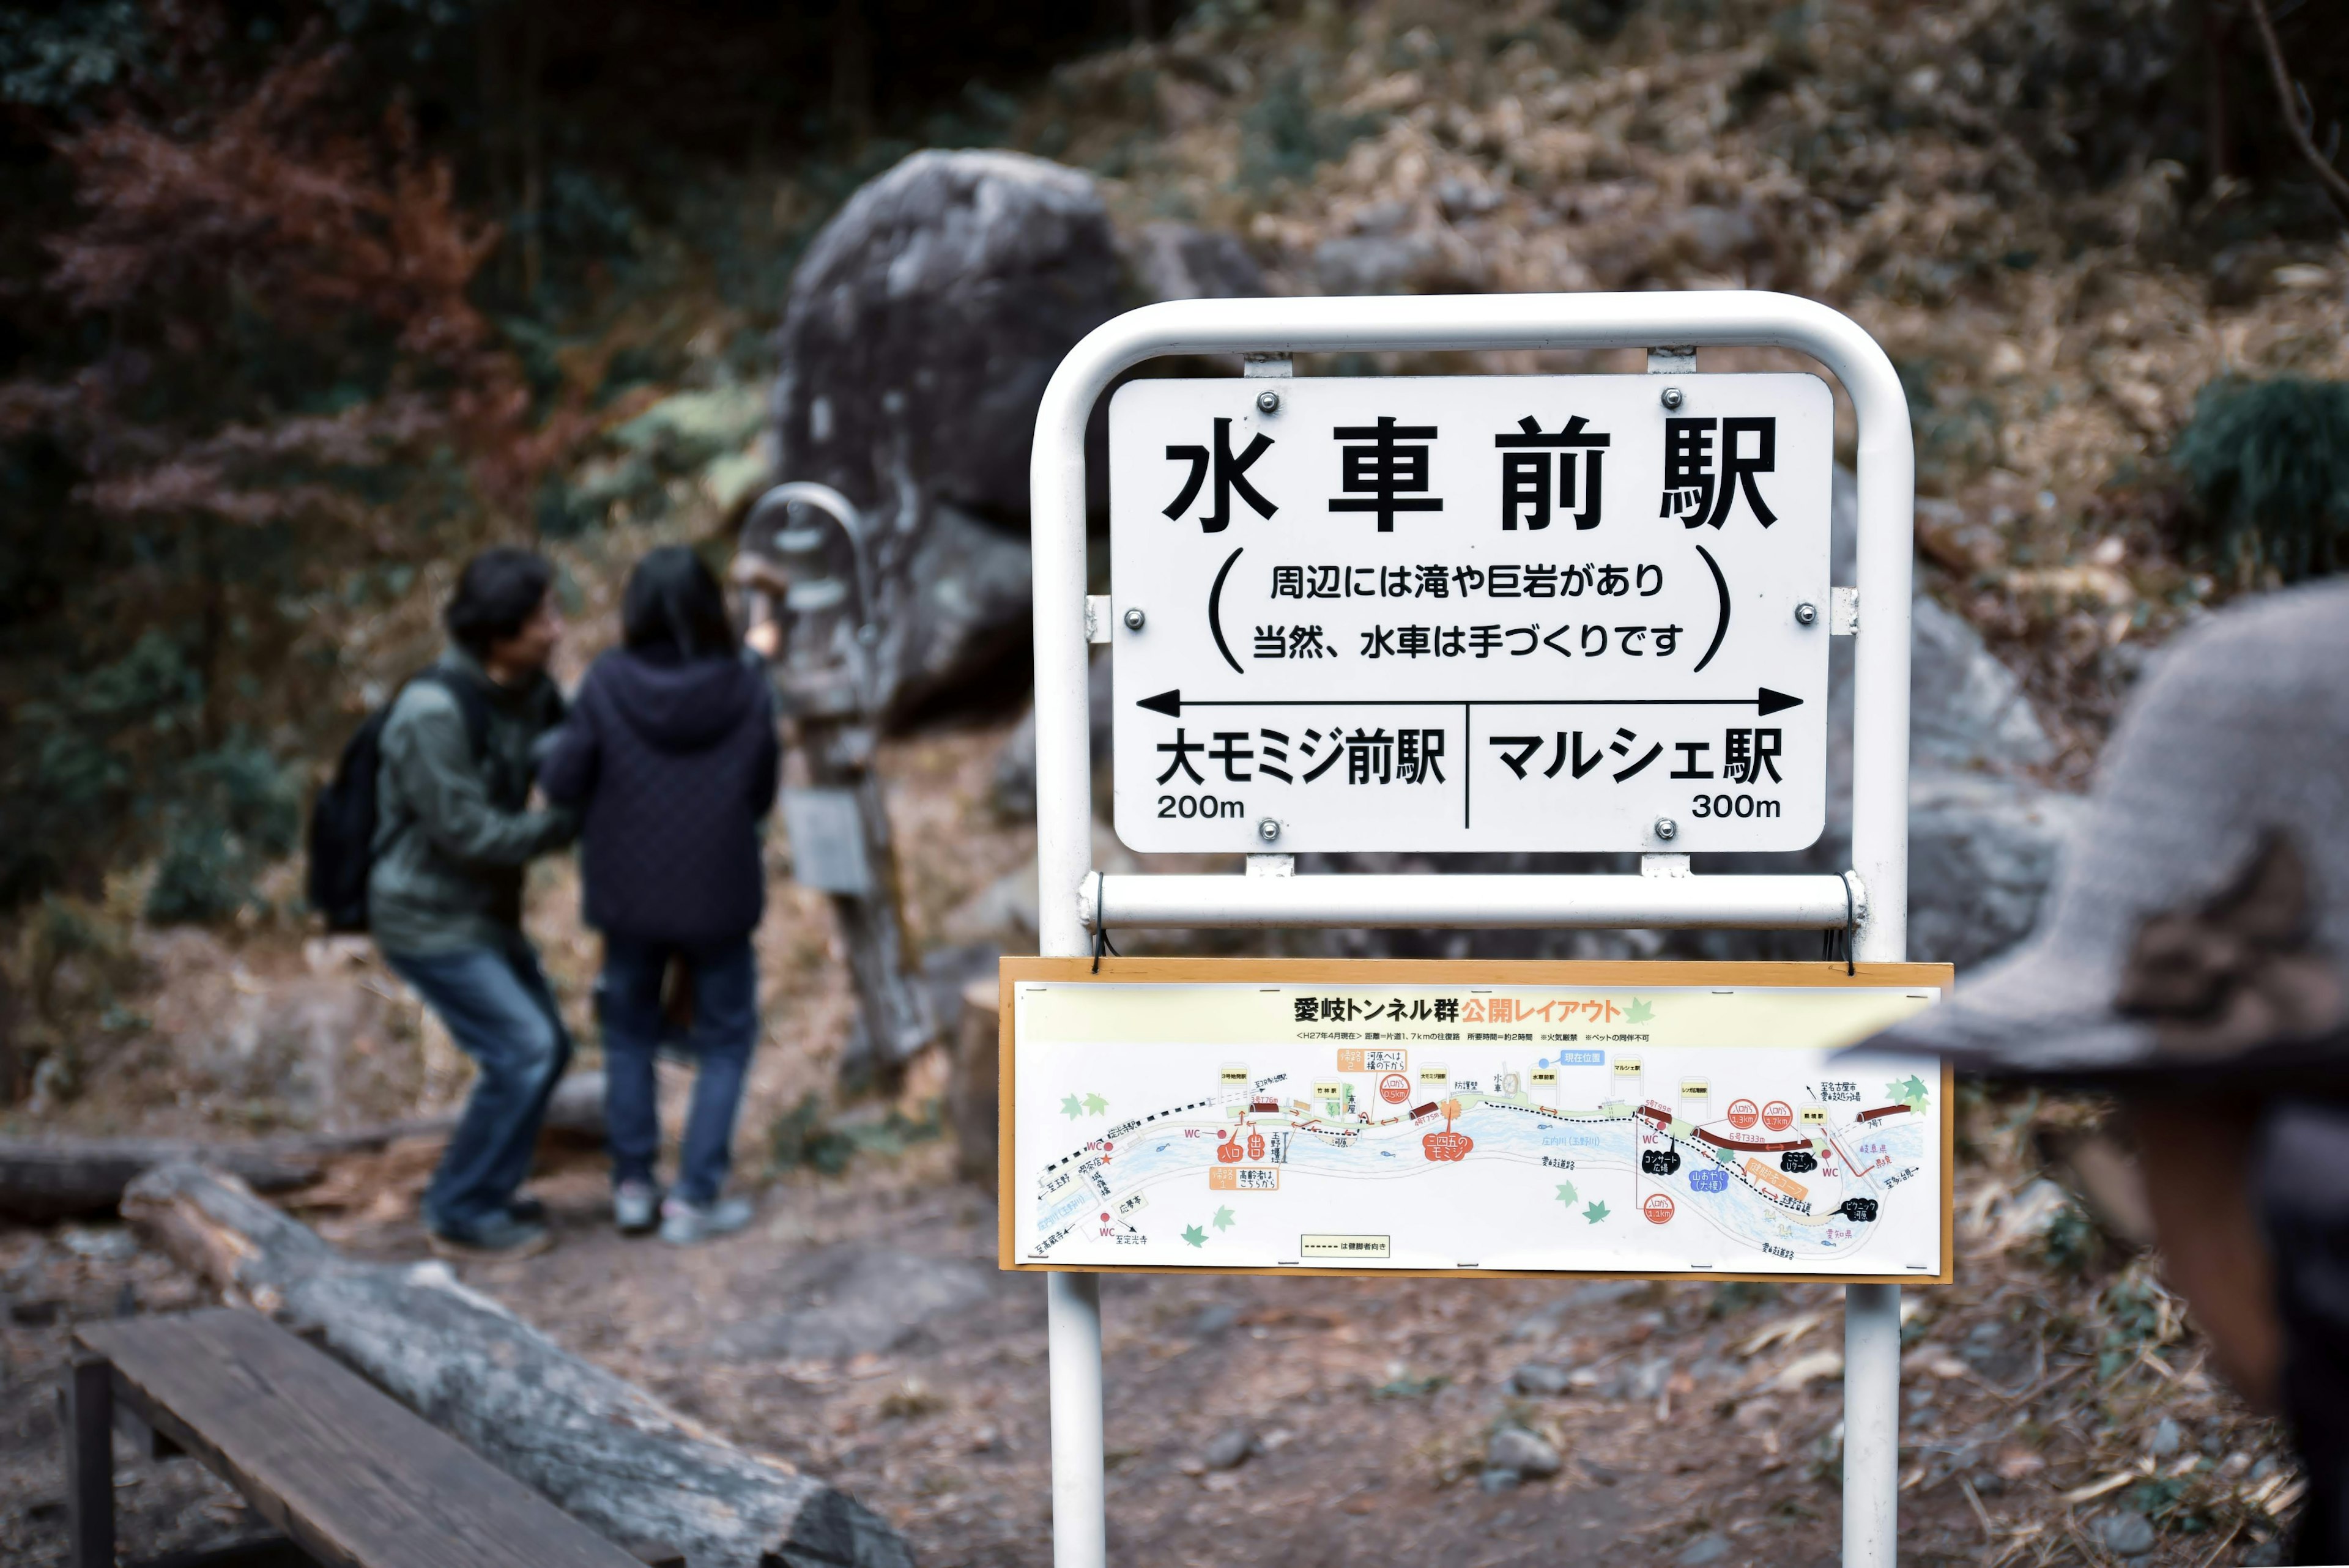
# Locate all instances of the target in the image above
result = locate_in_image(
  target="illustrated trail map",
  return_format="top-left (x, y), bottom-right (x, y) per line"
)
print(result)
top-left (1008, 977), bottom-right (1946, 1279)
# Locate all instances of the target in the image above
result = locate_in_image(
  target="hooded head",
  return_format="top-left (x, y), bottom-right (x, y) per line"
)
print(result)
top-left (602, 547), bottom-right (762, 751)
top-left (623, 547), bottom-right (735, 664)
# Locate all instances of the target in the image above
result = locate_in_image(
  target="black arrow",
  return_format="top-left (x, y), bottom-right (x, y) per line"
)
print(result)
top-left (1137, 687), bottom-right (1803, 717)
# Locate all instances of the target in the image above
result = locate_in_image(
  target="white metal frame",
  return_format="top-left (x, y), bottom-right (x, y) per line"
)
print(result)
top-left (1027, 290), bottom-right (1916, 1568)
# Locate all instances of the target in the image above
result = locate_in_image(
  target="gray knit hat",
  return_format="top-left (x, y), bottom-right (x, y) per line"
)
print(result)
top-left (1856, 578), bottom-right (2349, 1082)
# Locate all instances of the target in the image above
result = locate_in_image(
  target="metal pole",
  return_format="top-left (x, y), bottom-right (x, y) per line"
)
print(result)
top-left (1027, 290), bottom-right (1916, 1568)
top-left (1841, 272), bottom-right (1916, 1568)
top-left (1047, 1271), bottom-right (1107, 1568)
top-left (1081, 871), bottom-right (1856, 930)
top-left (1030, 290), bottom-right (1109, 1568)
top-left (1844, 1282), bottom-right (1904, 1566)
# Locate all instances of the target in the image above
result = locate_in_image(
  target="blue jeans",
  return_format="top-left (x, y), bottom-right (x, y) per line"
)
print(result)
top-left (598, 934), bottom-right (759, 1206)
top-left (385, 936), bottom-right (571, 1236)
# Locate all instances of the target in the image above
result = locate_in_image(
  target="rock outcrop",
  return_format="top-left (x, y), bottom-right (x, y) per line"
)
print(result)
top-left (766, 150), bottom-right (1122, 717)
top-left (766, 153), bottom-right (1269, 719)
top-left (1813, 465), bottom-right (2084, 969)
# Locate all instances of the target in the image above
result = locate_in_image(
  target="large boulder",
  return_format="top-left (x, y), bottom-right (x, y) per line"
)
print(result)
top-left (989, 649), bottom-right (1114, 821)
top-left (766, 150), bottom-right (1123, 716)
top-left (773, 149), bottom-right (1122, 522)
top-left (1707, 473), bottom-right (2083, 969)
top-left (1906, 771), bottom-right (2085, 969)
top-left (1807, 466), bottom-right (2080, 969)
top-left (768, 153), bottom-right (1272, 719)
top-left (1129, 220), bottom-right (1268, 303)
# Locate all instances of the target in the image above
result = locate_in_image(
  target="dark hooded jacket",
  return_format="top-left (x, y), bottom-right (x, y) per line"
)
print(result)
top-left (538, 647), bottom-right (779, 945)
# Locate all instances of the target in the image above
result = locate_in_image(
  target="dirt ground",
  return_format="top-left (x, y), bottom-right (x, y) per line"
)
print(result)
top-left (0, 1130), bottom-right (2303, 1568)
top-left (0, 725), bottom-right (2307, 1568)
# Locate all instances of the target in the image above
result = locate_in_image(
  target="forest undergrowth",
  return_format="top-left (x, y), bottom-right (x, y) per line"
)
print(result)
top-left (0, 4), bottom-right (2341, 1557)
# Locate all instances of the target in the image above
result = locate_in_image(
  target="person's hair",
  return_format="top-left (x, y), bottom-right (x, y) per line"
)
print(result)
top-left (622, 546), bottom-right (735, 660)
top-left (445, 548), bottom-right (555, 657)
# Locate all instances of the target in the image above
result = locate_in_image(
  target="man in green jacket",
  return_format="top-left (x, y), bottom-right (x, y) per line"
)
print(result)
top-left (373, 549), bottom-right (577, 1257)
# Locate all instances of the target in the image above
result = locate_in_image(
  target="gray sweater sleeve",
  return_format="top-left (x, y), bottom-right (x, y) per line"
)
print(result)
top-left (384, 689), bottom-right (574, 865)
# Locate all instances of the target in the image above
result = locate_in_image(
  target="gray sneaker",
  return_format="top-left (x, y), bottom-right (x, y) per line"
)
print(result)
top-left (659, 1194), bottom-right (754, 1245)
top-left (613, 1181), bottom-right (660, 1236)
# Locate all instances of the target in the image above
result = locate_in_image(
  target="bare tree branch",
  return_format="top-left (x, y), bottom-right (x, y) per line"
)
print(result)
top-left (2244, 0), bottom-right (2349, 220)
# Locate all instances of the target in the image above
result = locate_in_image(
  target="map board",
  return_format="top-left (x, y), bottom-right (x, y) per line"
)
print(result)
top-left (1108, 374), bottom-right (1835, 856)
top-left (1000, 960), bottom-right (1952, 1283)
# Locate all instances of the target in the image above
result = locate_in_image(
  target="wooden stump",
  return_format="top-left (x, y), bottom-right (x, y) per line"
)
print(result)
top-left (122, 1163), bottom-right (914, 1568)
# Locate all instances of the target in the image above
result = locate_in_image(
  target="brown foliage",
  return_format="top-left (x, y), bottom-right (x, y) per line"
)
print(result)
top-left (17, 46), bottom-right (541, 527)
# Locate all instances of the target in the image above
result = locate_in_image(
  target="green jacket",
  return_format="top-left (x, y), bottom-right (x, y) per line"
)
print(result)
top-left (368, 647), bottom-right (576, 956)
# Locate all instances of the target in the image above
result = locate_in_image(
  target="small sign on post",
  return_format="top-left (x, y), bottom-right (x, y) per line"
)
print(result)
top-left (779, 786), bottom-right (875, 898)
top-left (1110, 374), bottom-right (1836, 854)
top-left (1000, 960), bottom-right (1953, 1284)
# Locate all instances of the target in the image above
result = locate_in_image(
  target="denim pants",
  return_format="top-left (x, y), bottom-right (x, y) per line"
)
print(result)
top-left (598, 934), bottom-right (759, 1206)
top-left (385, 935), bottom-right (571, 1236)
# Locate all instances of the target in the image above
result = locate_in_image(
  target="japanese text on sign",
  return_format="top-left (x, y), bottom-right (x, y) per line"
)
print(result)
top-left (1109, 374), bottom-right (1835, 854)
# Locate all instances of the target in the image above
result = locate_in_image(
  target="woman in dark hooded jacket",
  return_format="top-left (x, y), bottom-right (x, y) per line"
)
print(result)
top-left (540, 547), bottom-right (779, 1243)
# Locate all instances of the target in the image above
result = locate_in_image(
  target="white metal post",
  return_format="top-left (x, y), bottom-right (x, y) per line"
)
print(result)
top-left (1078, 872), bottom-right (1859, 930)
top-left (1840, 273), bottom-right (1916, 1568)
top-left (1045, 1271), bottom-right (1106, 1568)
top-left (1027, 290), bottom-right (1915, 1568)
top-left (1844, 1281), bottom-right (1904, 1565)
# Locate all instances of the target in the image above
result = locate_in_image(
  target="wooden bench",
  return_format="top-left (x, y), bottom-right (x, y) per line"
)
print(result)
top-left (65, 1309), bottom-right (661, 1568)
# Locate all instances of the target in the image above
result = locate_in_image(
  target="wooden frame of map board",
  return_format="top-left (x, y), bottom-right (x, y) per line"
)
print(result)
top-left (998, 957), bottom-right (1956, 1285)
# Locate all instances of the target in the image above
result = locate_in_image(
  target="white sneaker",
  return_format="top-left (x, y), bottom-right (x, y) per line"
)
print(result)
top-left (613, 1181), bottom-right (660, 1235)
top-left (659, 1194), bottom-right (754, 1244)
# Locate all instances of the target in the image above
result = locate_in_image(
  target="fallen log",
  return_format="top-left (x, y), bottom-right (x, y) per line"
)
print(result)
top-left (1, 1071), bottom-right (610, 1222)
top-left (0, 1137), bottom-right (340, 1224)
top-left (122, 1161), bottom-right (911, 1568)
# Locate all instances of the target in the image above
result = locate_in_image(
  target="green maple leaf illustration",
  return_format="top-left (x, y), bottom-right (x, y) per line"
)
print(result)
top-left (1083, 1092), bottom-right (1109, 1115)
top-left (1624, 997), bottom-right (1654, 1024)
top-left (1061, 1094), bottom-right (1084, 1120)
top-left (1182, 1224), bottom-right (1208, 1248)
top-left (1583, 1199), bottom-right (1610, 1224)
top-left (1554, 1182), bottom-right (1578, 1207)
top-left (1213, 1206), bottom-right (1236, 1231)
top-left (1889, 1074), bottom-right (1931, 1112)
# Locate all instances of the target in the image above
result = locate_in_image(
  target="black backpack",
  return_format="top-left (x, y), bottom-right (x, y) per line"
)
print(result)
top-left (306, 670), bottom-right (492, 933)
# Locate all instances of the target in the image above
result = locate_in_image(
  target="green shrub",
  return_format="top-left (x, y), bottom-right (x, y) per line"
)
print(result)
top-left (2172, 377), bottom-right (2349, 582)
top-left (2097, 1273), bottom-right (2167, 1377)
top-left (190, 742), bottom-right (302, 862)
top-left (1239, 68), bottom-right (1379, 189)
top-left (3, 623), bottom-right (299, 923)
top-left (144, 819), bottom-right (251, 924)
top-left (139, 740), bottom-right (300, 924)
top-left (1, 632), bottom-right (203, 903)
top-left (769, 1093), bottom-right (859, 1174)
top-left (2040, 1200), bottom-right (2103, 1277)
top-left (766, 1091), bottom-right (942, 1175)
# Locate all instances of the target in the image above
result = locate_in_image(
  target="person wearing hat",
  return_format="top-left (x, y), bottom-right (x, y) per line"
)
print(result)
top-left (1852, 577), bottom-right (2349, 1562)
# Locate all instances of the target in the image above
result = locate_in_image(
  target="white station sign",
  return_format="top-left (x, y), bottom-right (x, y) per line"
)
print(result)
top-left (1108, 373), bottom-right (1835, 854)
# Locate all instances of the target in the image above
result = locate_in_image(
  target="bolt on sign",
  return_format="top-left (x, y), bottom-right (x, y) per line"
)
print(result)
top-left (999, 959), bottom-right (1954, 1283)
top-left (1108, 375), bottom-right (1835, 853)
